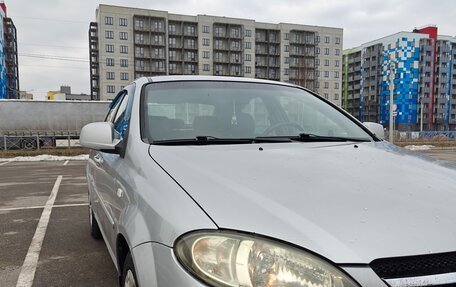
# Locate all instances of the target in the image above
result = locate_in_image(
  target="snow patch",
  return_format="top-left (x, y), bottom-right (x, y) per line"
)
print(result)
top-left (0, 154), bottom-right (89, 162)
top-left (404, 145), bottom-right (434, 151)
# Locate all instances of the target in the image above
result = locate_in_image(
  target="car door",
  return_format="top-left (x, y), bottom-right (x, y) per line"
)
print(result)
top-left (92, 90), bottom-right (129, 248)
top-left (95, 85), bottom-right (135, 250)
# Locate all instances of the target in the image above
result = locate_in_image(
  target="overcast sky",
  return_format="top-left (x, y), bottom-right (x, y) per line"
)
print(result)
top-left (6, 0), bottom-right (456, 100)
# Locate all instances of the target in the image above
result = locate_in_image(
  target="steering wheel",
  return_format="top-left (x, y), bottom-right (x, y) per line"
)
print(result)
top-left (261, 122), bottom-right (304, 136)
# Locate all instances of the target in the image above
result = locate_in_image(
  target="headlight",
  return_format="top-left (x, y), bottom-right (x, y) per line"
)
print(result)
top-left (175, 231), bottom-right (359, 287)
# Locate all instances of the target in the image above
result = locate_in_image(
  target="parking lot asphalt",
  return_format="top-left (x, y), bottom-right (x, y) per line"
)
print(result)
top-left (0, 149), bottom-right (455, 287)
top-left (0, 161), bottom-right (118, 287)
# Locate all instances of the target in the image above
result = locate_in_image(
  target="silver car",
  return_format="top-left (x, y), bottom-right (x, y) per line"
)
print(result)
top-left (81, 76), bottom-right (456, 287)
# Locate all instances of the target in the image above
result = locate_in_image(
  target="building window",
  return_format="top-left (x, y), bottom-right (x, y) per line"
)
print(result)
top-left (120, 59), bottom-right (128, 67)
top-left (231, 41), bottom-right (240, 50)
top-left (187, 39), bottom-right (196, 49)
top-left (315, 81), bottom-right (320, 88)
top-left (135, 19), bottom-right (144, 29)
top-left (334, 71), bottom-right (339, 78)
top-left (119, 18), bottom-right (128, 26)
top-left (185, 63), bottom-right (196, 74)
top-left (106, 58), bottom-right (114, 66)
top-left (316, 35), bottom-right (320, 43)
top-left (120, 45), bottom-right (128, 54)
top-left (284, 57), bottom-right (289, 64)
top-left (107, 85), bottom-right (115, 93)
top-left (203, 25), bottom-right (210, 33)
top-left (105, 31), bottom-right (114, 39)
top-left (324, 82), bottom-right (329, 89)
top-left (169, 37), bottom-right (176, 47)
top-left (135, 33), bottom-right (144, 44)
top-left (245, 29), bottom-right (252, 37)
top-left (136, 47), bottom-right (144, 56)
top-left (324, 59), bottom-right (329, 66)
top-left (215, 39), bottom-right (223, 49)
top-left (316, 70), bottom-right (320, 77)
top-left (106, 44), bottom-right (114, 53)
top-left (169, 24), bottom-right (176, 33)
top-left (203, 64), bottom-right (210, 71)
top-left (284, 68), bottom-right (289, 75)
top-left (245, 42), bottom-right (251, 49)
top-left (106, 86), bottom-right (116, 95)
top-left (106, 72), bottom-right (115, 80)
top-left (335, 60), bottom-right (340, 67)
top-left (315, 59), bottom-right (320, 66)
top-left (335, 49), bottom-right (340, 56)
top-left (245, 54), bottom-right (251, 61)
top-left (186, 51), bottom-right (196, 61)
top-left (105, 16), bottom-right (113, 25)
top-left (324, 48), bottom-right (330, 55)
top-left (284, 33), bottom-right (289, 40)
top-left (324, 71), bottom-right (329, 78)
top-left (214, 27), bottom-right (223, 37)
top-left (202, 38), bottom-right (210, 46)
top-left (335, 37), bottom-right (341, 44)
top-left (153, 21), bottom-right (163, 31)
top-left (169, 50), bottom-right (176, 60)
top-left (334, 93), bottom-right (339, 100)
top-left (285, 45), bottom-right (289, 52)
top-left (202, 51), bottom-right (210, 59)
top-left (120, 72), bottom-right (129, 81)
top-left (334, 82), bottom-right (339, 89)
top-left (187, 26), bottom-right (195, 35)
top-left (169, 63), bottom-right (177, 72)
top-left (245, 66), bottom-right (252, 74)
top-left (324, 36), bottom-right (330, 43)
top-left (154, 35), bottom-right (163, 45)
top-left (230, 28), bottom-right (240, 38)
top-left (136, 60), bottom-right (144, 68)
top-left (119, 32), bottom-right (128, 40)
top-left (324, 93), bottom-right (329, 99)
top-left (316, 47), bottom-right (320, 54)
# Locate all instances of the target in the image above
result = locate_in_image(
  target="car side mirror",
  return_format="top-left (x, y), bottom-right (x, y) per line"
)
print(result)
top-left (80, 122), bottom-right (121, 152)
top-left (363, 122), bottom-right (385, 140)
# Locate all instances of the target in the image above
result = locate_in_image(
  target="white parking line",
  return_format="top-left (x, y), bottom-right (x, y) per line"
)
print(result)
top-left (15, 176), bottom-right (63, 287)
top-left (63, 160), bottom-right (69, 166)
top-left (0, 203), bottom-right (87, 212)
top-left (0, 161), bottom-right (10, 166)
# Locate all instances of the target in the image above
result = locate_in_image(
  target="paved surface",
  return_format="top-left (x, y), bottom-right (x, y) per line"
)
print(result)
top-left (0, 161), bottom-right (117, 287)
top-left (420, 149), bottom-right (456, 163)
top-left (0, 149), bottom-right (455, 287)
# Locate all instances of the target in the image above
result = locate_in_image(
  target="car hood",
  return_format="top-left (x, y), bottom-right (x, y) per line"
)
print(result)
top-left (148, 141), bottom-right (456, 264)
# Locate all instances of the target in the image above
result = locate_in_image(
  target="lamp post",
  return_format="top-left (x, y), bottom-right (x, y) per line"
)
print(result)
top-left (389, 62), bottom-right (395, 143)
top-left (420, 97), bottom-right (424, 132)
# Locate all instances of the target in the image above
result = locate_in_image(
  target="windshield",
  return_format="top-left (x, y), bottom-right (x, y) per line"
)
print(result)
top-left (142, 81), bottom-right (373, 143)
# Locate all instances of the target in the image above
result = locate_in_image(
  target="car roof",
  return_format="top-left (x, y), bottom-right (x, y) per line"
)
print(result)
top-left (144, 75), bottom-right (299, 88)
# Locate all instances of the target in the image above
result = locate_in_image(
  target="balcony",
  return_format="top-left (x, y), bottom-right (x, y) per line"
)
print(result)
top-left (169, 55), bottom-right (183, 62)
top-left (214, 57), bottom-right (229, 64)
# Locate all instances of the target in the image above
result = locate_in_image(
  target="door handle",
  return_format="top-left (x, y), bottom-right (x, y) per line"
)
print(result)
top-left (93, 153), bottom-right (104, 165)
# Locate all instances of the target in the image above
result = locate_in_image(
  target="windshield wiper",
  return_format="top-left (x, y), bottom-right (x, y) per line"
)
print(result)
top-left (289, 133), bottom-right (372, 142)
top-left (152, 136), bottom-right (292, 146)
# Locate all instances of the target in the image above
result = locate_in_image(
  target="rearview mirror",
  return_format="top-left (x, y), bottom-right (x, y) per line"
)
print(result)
top-left (80, 122), bottom-right (121, 151)
top-left (363, 122), bottom-right (385, 140)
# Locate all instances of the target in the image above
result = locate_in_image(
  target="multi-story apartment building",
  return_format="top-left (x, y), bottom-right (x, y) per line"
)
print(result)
top-left (4, 16), bottom-right (19, 99)
top-left (0, 1), bottom-right (18, 99)
top-left (343, 25), bottom-right (456, 131)
top-left (89, 5), bottom-right (343, 103)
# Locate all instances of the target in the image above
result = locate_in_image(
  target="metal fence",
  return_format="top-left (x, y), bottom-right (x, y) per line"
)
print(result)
top-left (385, 131), bottom-right (456, 141)
top-left (1, 135), bottom-right (81, 150)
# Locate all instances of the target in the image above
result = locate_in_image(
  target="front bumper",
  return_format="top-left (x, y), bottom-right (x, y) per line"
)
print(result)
top-left (132, 242), bottom-right (205, 287)
top-left (132, 241), bottom-right (392, 287)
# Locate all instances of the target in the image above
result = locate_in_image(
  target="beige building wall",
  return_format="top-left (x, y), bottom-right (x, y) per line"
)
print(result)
top-left (94, 5), bottom-right (343, 104)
